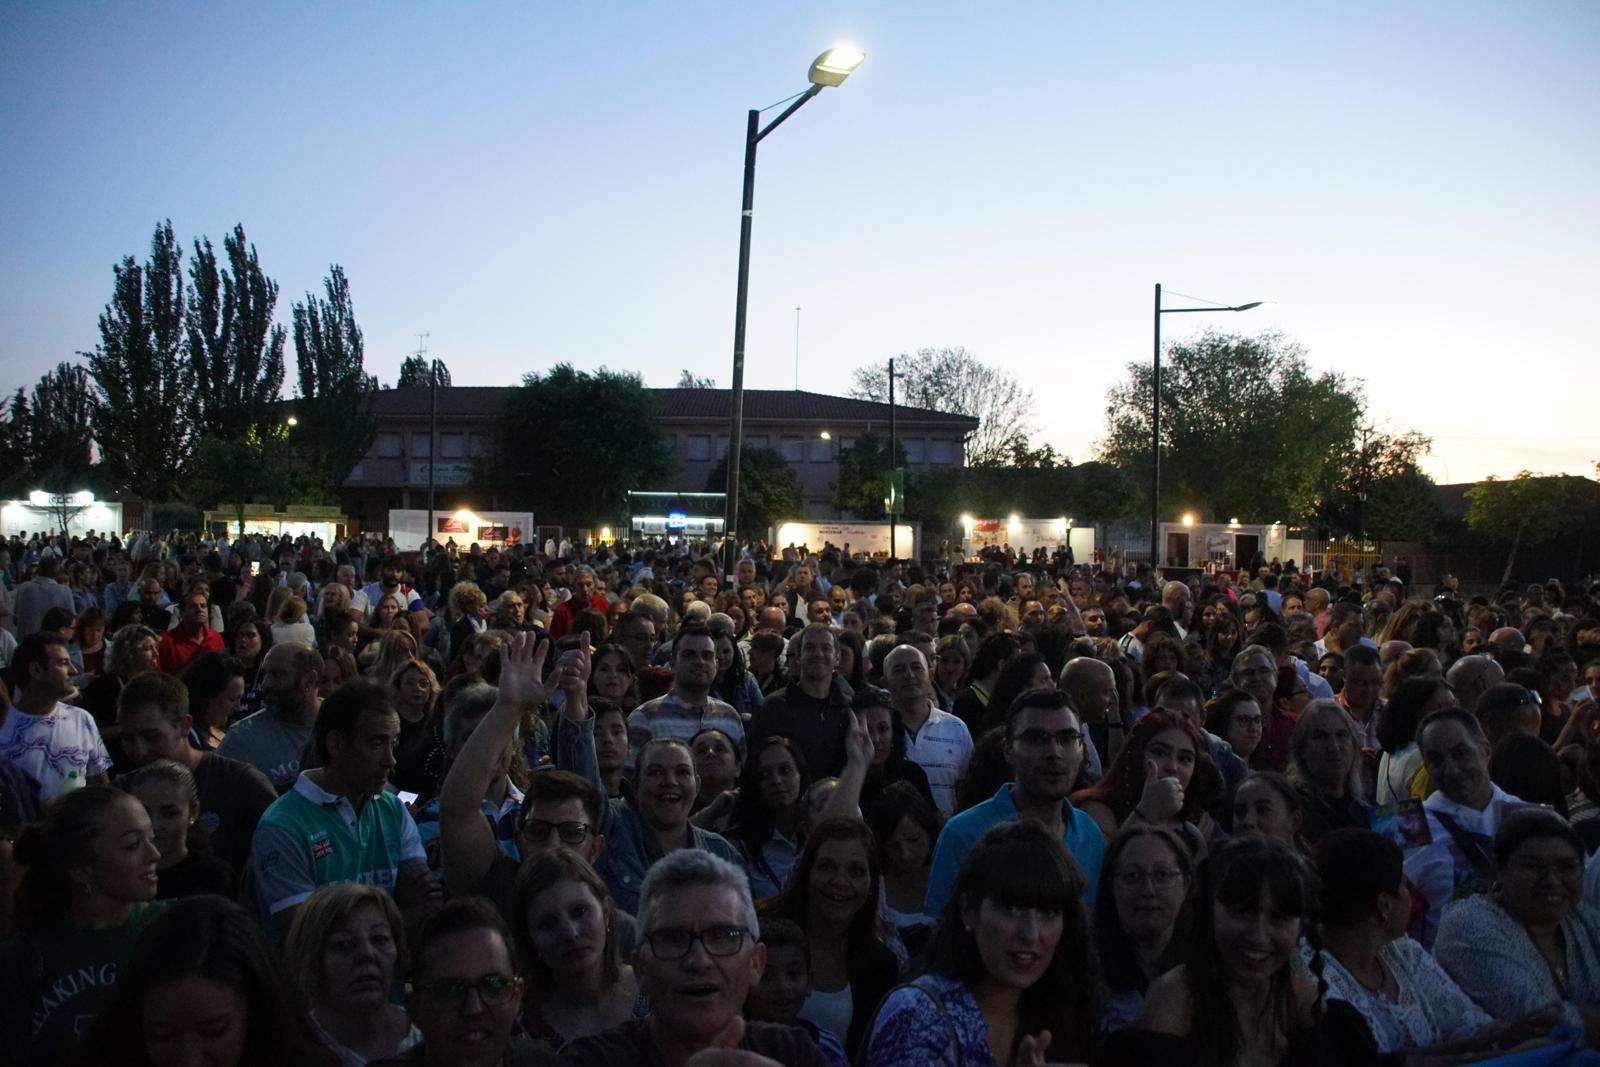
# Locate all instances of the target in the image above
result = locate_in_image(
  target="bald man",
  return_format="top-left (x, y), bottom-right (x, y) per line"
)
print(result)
top-left (1489, 627), bottom-right (1527, 655)
top-left (1059, 657), bottom-right (1115, 783)
top-left (881, 645), bottom-right (973, 815)
top-left (1445, 654), bottom-right (1506, 716)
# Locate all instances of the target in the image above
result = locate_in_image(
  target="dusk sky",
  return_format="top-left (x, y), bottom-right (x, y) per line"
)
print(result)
top-left (3, 2), bottom-right (1596, 486)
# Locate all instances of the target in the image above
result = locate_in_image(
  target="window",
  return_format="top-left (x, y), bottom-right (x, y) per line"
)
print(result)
top-left (411, 434), bottom-right (431, 459)
top-left (375, 433), bottom-right (402, 459)
top-left (930, 438), bottom-right (959, 465)
top-left (686, 435), bottom-right (711, 461)
top-left (781, 436), bottom-right (804, 462)
top-left (439, 433), bottom-right (465, 459)
top-left (840, 436), bottom-right (857, 453)
top-left (902, 437), bottom-right (925, 464)
top-left (807, 437), bottom-right (832, 462)
top-left (744, 434), bottom-right (770, 451)
top-left (467, 433), bottom-right (488, 457)
top-left (715, 436), bottom-right (729, 460)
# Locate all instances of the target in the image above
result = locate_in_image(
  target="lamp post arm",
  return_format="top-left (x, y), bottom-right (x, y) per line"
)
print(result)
top-left (755, 84), bottom-right (824, 144)
top-left (1160, 305), bottom-right (1257, 314)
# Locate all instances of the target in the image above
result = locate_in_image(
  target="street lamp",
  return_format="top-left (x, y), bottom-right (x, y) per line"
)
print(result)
top-left (722, 44), bottom-right (866, 581)
top-left (425, 358), bottom-right (448, 557)
top-left (1150, 284), bottom-right (1263, 572)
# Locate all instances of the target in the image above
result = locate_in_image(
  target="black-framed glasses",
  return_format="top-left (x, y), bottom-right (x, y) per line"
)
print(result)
top-left (521, 819), bottom-right (592, 845)
top-left (420, 974), bottom-right (519, 1008)
top-left (643, 925), bottom-right (747, 960)
top-left (1114, 867), bottom-right (1187, 890)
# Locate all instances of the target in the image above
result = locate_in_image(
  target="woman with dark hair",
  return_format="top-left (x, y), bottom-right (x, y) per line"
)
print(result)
top-left (979, 652), bottom-right (1053, 735)
top-left (75, 894), bottom-right (333, 1067)
top-left (727, 734), bottom-right (810, 899)
top-left (1204, 690), bottom-right (1266, 770)
top-left (1312, 828), bottom-right (1519, 1058)
top-left (854, 687), bottom-right (936, 815)
top-left (865, 780), bottom-right (941, 948)
top-left (1106, 835), bottom-right (1376, 1067)
top-left (1198, 611), bottom-right (1245, 698)
top-left (1412, 611), bottom-right (1460, 667)
top-left (121, 759), bottom-right (236, 899)
top-left (1072, 709), bottom-right (1224, 855)
top-left (836, 628), bottom-right (867, 697)
top-left (510, 848), bottom-right (644, 1046)
top-left (1096, 825), bottom-right (1195, 1033)
top-left (951, 633), bottom-right (1021, 735)
top-left (227, 616), bottom-right (273, 718)
top-left (931, 635), bottom-right (969, 713)
top-left (70, 605), bottom-right (108, 678)
top-left (1376, 675), bottom-right (1457, 805)
top-left (1435, 807), bottom-right (1599, 1042)
top-left (1489, 731), bottom-right (1569, 816)
top-left (709, 628), bottom-right (764, 715)
top-left (183, 651), bottom-right (247, 749)
top-left (1230, 771), bottom-right (1307, 849)
top-left (761, 815), bottom-right (900, 1058)
top-left (587, 643), bottom-right (640, 713)
top-left (863, 820), bottom-right (1098, 1066)
top-left (0, 786), bottom-right (162, 1066)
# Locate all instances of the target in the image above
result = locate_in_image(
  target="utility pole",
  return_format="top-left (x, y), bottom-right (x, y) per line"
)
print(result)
top-left (793, 306), bottom-right (802, 390)
top-left (415, 332), bottom-right (437, 556)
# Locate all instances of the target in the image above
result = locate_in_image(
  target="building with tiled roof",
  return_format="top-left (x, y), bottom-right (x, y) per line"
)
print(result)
top-left (344, 385), bottom-right (978, 538)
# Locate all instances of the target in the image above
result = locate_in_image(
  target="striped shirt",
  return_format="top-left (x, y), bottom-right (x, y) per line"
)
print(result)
top-left (626, 689), bottom-right (745, 769)
top-left (901, 705), bottom-right (973, 816)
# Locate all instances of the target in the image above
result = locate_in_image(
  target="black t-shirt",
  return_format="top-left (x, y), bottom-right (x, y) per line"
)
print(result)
top-left (191, 751), bottom-right (279, 874)
top-left (155, 848), bottom-right (237, 900)
top-left (557, 1019), bottom-right (829, 1067)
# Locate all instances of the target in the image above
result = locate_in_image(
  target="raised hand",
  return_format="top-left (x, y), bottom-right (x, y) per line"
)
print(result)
top-left (496, 630), bottom-right (551, 711)
top-left (844, 708), bottom-right (872, 768)
top-left (1137, 757), bottom-right (1185, 822)
top-left (556, 631), bottom-right (593, 695)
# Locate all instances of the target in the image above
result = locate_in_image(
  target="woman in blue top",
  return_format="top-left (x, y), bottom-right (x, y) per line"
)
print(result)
top-left (726, 734), bottom-right (809, 900)
top-left (863, 819), bottom-right (1098, 1067)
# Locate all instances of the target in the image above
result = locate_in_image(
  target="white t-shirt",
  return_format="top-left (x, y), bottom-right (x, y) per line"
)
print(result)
top-left (902, 705), bottom-right (974, 816)
top-left (0, 701), bottom-right (112, 802)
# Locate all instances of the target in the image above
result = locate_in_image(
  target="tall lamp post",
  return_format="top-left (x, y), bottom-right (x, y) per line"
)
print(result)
top-left (1151, 284), bottom-right (1263, 571)
top-left (722, 45), bottom-right (866, 581)
top-left (425, 359), bottom-right (448, 557)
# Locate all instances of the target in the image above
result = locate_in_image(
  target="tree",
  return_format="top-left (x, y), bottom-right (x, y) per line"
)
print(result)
top-left (1309, 425), bottom-right (1438, 539)
top-left (676, 369), bottom-right (716, 389)
top-left (831, 432), bottom-right (907, 517)
top-left (907, 458), bottom-right (1139, 540)
top-left (187, 224), bottom-right (287, 441)
top-left (398, 355), bottom-right (450, 388)
top-left (292, 266), bottom-right (377, 503)
top-left (0, 390), bottom-right (31, 498)
top-left (84, 220), bottom-right (193, 500)
top-left (478, 364), bottom-right (672, 524)
top-left (186, 427), bottom-right (294, 538)
top-left (17, 363), bottom-right (101, 528)
top-left (706, 446), bottom-right (802, 538)
top-left (1099, 330), bottom-right (1366, 524)
top-left (849, 346), bottom-right (1033, 467)
top-left (1465, 472), bottom-right (1598, 584)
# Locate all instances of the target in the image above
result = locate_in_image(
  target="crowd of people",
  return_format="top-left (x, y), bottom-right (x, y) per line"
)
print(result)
top-left (0, 524), bottom-right (1597, 1067)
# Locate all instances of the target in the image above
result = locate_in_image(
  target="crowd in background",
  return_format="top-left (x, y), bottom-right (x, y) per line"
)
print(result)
top-left (0, 523), bottom-right (1597, 1067)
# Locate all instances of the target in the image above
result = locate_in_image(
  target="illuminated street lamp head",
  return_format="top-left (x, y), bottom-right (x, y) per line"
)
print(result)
top-left (286, 415), bottom-right (298, 427)
top-left (808, 45), bottom-right (866, 87)
top-left (1181, 512), bottom-right (1196, 527)
top-left (819, 430), bottom-right (832, 440)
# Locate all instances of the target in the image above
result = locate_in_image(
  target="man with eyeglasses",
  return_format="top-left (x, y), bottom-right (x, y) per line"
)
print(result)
top-left (921, 687), bottom-right (1104, 919)
top-left (378, 898), bottom-right (554, 1067)
top-left (557, 849), bottom-right (828, 1066)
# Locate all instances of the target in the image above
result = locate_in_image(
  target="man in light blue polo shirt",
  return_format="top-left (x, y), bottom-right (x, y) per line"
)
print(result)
top-left (923, 686), bottom-right (1104, 919)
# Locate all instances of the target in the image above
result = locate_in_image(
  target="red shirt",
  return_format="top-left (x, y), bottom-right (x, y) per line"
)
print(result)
top-left (550, 594), bottom-right (610, 637)
top-left (1259, 702), bottom-right (1299, 772)
top-left (157, 625), bottom-right (225, 674)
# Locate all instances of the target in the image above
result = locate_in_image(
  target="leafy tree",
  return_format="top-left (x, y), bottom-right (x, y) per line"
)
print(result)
top-left (1309, 425), bottom-right (1437, 538)
top-left (186, 224), bottom-right (287, 441)
top-left (850, 346), bottom-right (1032, 467)
top-left (0, 390), bottom-right (31, 498)
top-left (677, 369), bottom-right (716, 388)
top-left (1099, 330), bottom-right (1365, 524)
top-left (398, 355), bottom-right (450, 388)
top-left (1465, 472), bottom-right (1599, 584)
top-left (831, 432), bottom-right (907, 517)
top-left (14, 363), bottom-right (102, 528)
top-left (186, 427), bottom-right (294, 538)
top-left (84, 220), bottom-right (192, 499)
top-left (478, 364), bottom-right (672, 524)
top-left (908, 458), bottom-right (1139, 539)
top-left (705, 446), bottom-right (802, 538)
top-left (292, 266), bottom-right (377, 502)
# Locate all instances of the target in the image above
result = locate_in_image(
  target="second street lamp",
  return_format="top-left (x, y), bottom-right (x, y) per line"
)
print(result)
top-left (722, 45), bottom-right (865, 582)
top-left (1150, 284), bottom-right (1264, 571)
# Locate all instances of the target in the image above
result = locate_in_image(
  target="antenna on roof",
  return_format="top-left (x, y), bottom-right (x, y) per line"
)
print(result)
top-left (414, 331), bottom-right (430, 359)
top-left (793, 307), bottom-right (801, 391)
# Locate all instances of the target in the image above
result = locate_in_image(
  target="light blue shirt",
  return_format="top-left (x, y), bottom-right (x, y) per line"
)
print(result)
top-left (922, 783), bottom-right (1105, 920)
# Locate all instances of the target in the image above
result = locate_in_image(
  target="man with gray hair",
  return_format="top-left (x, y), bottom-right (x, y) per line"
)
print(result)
top-left (558, 849), bottom-right (828, 1066)
top-left (881, 644), bottom-right (972, 815)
